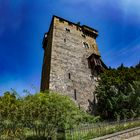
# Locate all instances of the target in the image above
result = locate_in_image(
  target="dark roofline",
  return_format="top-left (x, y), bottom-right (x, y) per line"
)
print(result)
top-left (82, 25), bottom-right (98, 33)
top-left (53, 15), bottom-right (98, 33)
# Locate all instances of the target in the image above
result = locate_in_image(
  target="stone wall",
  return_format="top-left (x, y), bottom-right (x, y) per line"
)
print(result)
top-left (41, 16), bottom-right (102, 110)
top-left (40, 22), bottom-right (53, 91)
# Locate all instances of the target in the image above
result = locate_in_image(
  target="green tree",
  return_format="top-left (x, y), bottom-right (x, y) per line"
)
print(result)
top-left (1, 90), bottom-right (94, 139)
top-left (95, 63), bottom-right (140, 120)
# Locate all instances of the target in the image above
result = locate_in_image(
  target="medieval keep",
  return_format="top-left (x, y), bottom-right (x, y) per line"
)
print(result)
top-left (41, 16), bottom-right (107, 111)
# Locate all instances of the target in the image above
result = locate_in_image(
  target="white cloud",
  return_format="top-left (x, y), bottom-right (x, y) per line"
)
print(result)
top-left (120, 0), bottom-right (140, 17)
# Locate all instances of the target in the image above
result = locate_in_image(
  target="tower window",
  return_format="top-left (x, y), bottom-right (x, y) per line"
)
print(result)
top-left (66, 28), bottom-right (70, 32)
top-left (64, 38), bottom-right (66, 42)
top-left (83, 42), bottom-right (89, 49)
top-left (94, 58), bottom-right (101, 66)
top-left (68, 73), bottom-right (71, 79)
top-left (74, 89), bottom-right (77, 100)
top-left (82, 34), bottom-right (86, 38)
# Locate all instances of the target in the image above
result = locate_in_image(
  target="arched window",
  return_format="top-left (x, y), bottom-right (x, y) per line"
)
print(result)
top-left (83, 42), bottom-right (89, 49)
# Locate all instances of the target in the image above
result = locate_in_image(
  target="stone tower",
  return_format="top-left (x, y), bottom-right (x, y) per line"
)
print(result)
top-left (41, 16), bottom-right (107, 111)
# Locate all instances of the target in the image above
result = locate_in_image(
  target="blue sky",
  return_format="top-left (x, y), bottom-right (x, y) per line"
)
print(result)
top-left (0, 0), bottom-right (140, 94)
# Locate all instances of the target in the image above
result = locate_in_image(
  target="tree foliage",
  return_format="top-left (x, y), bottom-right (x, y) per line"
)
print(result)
top-left (95, 63), bottom-right (140, 120)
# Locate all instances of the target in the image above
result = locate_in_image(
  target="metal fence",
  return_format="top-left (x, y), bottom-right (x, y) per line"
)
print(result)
top-left (65, 118), bottom-right (140, 140)
top-left (0, 118), bottom-right (140, 140)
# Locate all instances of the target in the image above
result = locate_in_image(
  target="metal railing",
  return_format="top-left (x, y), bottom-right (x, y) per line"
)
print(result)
top-left (0, 118), bottom-right (140, 140)
top-left (65, 118), bottom-right (140, 140)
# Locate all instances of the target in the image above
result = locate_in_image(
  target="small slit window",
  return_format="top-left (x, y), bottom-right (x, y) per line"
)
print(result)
top-left (83, 42), bottom-right (89, 49)
top-left (66, 28), bottom-right (70, 32)
top-left (64, 38), bottom-right (66, 43)
top-left (68, 73), bottom-right (71, 79)
top-left (74, 89), bottom-right (77, 100)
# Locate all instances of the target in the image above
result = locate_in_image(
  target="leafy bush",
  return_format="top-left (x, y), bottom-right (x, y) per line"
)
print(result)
top-left (0, 90), bottom-right (98, 139)
top-left (0, 91), bottom-right (79, 138)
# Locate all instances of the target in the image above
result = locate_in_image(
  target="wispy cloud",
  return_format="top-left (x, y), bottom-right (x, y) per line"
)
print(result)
top-left (105, 36), bottom-right (140, 67)
top-left (59, 0), bottom-right (140, 18)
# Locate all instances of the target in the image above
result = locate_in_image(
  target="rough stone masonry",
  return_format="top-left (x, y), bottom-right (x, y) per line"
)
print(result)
top-left (40, 16), bottom-right (107, 111)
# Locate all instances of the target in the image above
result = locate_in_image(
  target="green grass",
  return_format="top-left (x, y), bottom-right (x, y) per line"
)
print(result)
top-left (65, 119), bottom-right (140, 140)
